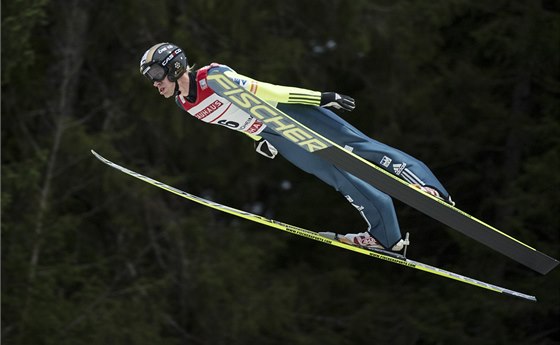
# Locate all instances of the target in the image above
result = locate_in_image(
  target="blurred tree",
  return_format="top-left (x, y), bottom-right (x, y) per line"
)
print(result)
top-left (2, 0), bottom-right (558, 344)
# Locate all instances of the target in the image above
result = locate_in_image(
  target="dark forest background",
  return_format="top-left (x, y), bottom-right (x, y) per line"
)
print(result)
top-left (2, 0), bottom-right (559, 344)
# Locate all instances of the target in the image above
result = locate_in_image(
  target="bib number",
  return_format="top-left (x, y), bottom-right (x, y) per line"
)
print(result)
top-left (217, 119), bottom-right (240, 129)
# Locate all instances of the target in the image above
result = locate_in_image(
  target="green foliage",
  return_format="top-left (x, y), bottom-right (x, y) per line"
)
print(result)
top-left (2, 0), bottom-right (559, 344)
top-left (1, 0), bottom-right (50, 85)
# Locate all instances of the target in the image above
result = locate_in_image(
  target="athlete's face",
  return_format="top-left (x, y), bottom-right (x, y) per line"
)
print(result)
top-left (153, 76), bottom-right (175, 98)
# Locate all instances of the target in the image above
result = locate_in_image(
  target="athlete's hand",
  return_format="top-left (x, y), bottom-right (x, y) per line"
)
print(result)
top-left (320, 92), bottom-right (356, 111)
top-left (255, 138), bottom-right (278, 159)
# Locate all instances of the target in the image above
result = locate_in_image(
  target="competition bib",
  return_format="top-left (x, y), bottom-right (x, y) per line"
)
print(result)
top-left (176, 64), bottom-right (265, 135)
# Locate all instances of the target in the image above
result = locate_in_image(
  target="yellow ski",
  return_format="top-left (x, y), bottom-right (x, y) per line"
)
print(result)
top-left (91, 150), bottom-right (537, 302)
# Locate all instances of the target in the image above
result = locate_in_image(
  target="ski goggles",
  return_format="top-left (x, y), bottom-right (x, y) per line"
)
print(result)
top-left (141, 48), bottom-right (183, 82)
top-left (141, 63), bottom-right (168, 82)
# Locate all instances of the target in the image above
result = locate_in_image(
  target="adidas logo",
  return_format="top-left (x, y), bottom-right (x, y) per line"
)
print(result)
top-left (393, 163), bottom-right (407, 175)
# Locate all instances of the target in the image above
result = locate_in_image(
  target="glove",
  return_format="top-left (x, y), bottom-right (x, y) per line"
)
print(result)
top-left (255, 138), bottom-right (278, 159)
top-left (320, 92), bottom-right (356, 111)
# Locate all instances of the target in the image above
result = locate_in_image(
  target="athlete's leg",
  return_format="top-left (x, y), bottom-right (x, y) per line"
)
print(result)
top-left (261, 128), bottom-right (402, 248)
top-left (277, 104), bottom-right (452, 201)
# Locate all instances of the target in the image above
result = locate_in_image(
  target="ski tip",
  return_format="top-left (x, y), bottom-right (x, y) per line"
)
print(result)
top-left (90, 150), bottom-right (100, 160)
top-left (91, 150), bottom-right (110, 164)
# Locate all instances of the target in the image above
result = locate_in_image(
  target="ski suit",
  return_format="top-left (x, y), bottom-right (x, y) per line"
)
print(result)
top-left (175, 63), bottom-right (450, 248)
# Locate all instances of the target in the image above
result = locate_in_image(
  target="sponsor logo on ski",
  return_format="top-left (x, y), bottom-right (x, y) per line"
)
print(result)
top-left (207, 71), bottom-right (329, 152)
top-left (370, 252), bottom-right (415, 267)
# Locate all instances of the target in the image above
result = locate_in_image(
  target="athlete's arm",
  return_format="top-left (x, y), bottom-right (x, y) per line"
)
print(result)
top-left (224, 70), bottom-right (355, 111)
top-left (224, 70), bottom-right (321, 106)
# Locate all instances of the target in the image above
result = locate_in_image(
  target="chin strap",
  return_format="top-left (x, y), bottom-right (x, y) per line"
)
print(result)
top-left (173, 81), bottom-right (181, 96)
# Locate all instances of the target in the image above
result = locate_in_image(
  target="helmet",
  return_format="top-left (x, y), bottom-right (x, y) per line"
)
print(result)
top-left (140, 42), bottom-right (188, 82)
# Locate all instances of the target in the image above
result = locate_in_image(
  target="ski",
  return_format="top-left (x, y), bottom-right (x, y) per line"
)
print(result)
top-left (91, 150), bottom-right (536, 301)
top-left (206, 66), bottom-right (559, 275)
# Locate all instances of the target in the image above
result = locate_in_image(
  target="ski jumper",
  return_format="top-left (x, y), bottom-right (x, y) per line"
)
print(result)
top-left (175, 64), bottom-right (451, 248)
